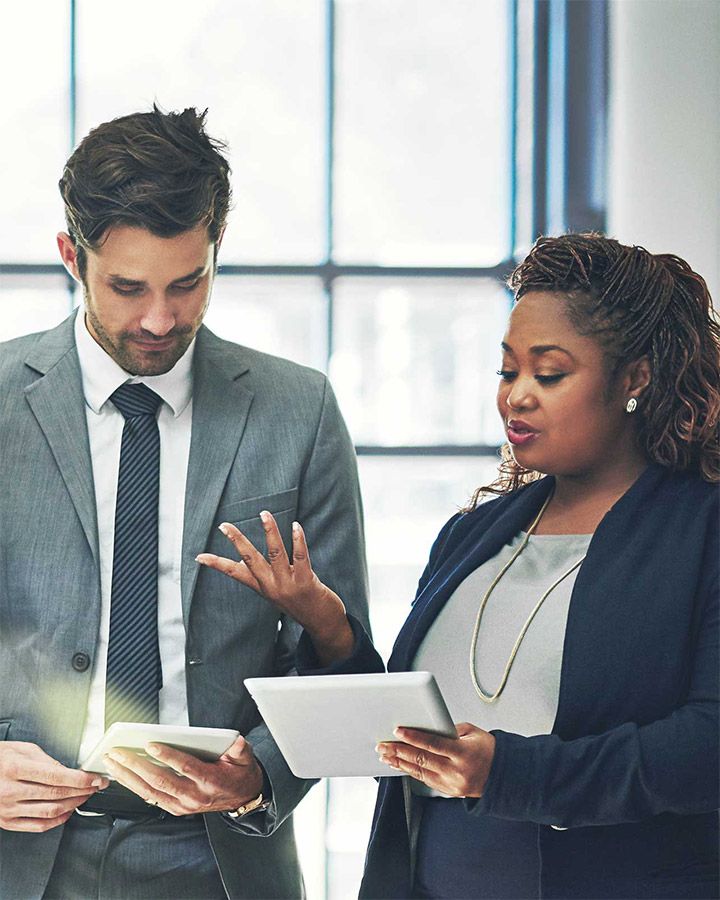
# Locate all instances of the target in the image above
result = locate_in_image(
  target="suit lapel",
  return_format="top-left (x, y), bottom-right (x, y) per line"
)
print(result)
top-left (23, 315), bottom-right (99, 565)
top-left (388, 477), bottom-right (555, 672)
top-left (181, 327), bottom-right (254, 621)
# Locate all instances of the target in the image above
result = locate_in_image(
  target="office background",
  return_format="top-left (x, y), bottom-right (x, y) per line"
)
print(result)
top-left (1, 1), bottom-right (718, 897)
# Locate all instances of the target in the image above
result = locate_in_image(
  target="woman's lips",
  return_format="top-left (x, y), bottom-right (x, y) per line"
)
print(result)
top-left (507, 426), bottom-right (539, 446)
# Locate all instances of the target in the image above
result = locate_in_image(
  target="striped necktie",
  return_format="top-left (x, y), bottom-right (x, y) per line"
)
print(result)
top-left (105, 382), bottom-right (163, 727)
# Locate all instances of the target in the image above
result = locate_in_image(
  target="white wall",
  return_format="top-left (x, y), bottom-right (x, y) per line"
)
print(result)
top-left (607, 0), bottom-right (720, 302)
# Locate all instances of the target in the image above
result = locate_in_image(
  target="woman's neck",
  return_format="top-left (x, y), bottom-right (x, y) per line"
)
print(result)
top-left (534, 457), bottom-right (649, 535)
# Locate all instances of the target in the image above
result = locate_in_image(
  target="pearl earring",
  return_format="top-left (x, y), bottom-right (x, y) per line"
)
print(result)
top-left (625, 397), bottom-right (638, 413)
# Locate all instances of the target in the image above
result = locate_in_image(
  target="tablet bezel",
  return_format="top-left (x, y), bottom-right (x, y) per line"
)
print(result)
top-left (80, 723), bottom-right (240, 777)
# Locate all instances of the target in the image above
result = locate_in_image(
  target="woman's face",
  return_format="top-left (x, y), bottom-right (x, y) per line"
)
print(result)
top-left (496, 291), bottom-right (632, 478)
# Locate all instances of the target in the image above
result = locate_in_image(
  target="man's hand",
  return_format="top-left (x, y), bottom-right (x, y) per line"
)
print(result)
top-left (376, 723), bottom-right (496, 798)
top-left (103, 735), bottom-right (265, 816)
top-left (0, 741), bottom-right (109, 832)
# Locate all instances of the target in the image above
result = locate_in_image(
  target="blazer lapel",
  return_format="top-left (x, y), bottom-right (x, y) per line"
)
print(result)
top-left (388, 477), bottom-right (555, 671)
top-left (181, 327), bottom-right (255, 621)
top-left (23, 316), bottom-right (99, 564)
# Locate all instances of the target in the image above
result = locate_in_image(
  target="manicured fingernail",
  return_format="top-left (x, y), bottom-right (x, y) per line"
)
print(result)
top-left (144, 743), bottom-right (161, 757)
top-left (218, 524), bottom-right (230, 536)
top-left (292, 521), bottom-right (300, 532)
top-left (393, 727), bottom-right (404, 737)
top-left (91, 777), bottom-right (106, 787)
top-left (260, 510), bottom-right (270, 522)
top-left (375, 743), bottom-right (387, 753)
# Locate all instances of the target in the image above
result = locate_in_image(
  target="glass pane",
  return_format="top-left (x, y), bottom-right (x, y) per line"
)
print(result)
top-left (326, 776), bottom-right (375, 900)
top-left (359, 454), bottom-right (500, 660)
top-left (76, 0), bottom-right (325, 264)
top-left (330, 278), bottom-right (509, 446)
top-left (334, 0), bottom-right (511, 265)
top-left (204, 275), bottom-right (327, 370)
top-left (1, 4), bottom-right (69, 262)
top-left (0, 275), bottom-right (72, 343)
top-left (294, 781), bottom-right (328, 900)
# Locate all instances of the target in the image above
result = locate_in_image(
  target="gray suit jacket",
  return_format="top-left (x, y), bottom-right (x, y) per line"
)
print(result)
top-left (0, 313), bottom-right (370, 899)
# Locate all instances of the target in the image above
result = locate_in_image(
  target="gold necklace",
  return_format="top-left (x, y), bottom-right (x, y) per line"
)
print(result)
top-left (469, 491), bottom-right (587, 704)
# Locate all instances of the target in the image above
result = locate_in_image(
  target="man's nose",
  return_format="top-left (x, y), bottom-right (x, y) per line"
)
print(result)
top-left (140, 297), bottom-right (176, 336)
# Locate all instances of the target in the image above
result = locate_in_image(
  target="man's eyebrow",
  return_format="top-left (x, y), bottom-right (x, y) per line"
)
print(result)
top-left (170, 266), bottom-right (207, 284)
top-left (501, 341), bottom-right (575, 359)
top-left (107, 266), bottom-right (207, 286)
top-left (108, 274), bottom-right (145, 286)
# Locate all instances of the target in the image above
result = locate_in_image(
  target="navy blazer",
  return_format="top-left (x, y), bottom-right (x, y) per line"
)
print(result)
top-left (301, 463), bottom-right (719, 899)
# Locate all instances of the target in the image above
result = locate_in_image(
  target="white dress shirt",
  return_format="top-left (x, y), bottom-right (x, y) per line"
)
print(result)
top-left (74, 311), bottom-right (194, 763)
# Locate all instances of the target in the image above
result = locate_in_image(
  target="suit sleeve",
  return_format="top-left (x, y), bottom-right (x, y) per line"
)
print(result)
top-left (468, 539), bottom-right (719, 828)
top-left (226, 376), bottom-right (371, 836)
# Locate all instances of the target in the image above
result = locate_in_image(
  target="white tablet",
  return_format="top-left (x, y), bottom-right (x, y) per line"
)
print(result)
top-left (244, 671), bottom-right (456, 778)
top-left (80, 723), bottom-right (240, 777)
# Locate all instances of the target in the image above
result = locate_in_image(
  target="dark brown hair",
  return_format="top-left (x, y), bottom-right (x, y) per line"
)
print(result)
top-left (468, 232), bottom-right (720, 506)
top-left (59, 105), bottom-right (231, 277)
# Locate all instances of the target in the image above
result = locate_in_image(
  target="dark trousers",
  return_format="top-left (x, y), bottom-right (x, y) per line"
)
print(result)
top-left (43, 812), bottom-right (228, 900)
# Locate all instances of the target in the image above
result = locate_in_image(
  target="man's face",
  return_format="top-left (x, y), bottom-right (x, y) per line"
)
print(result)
top-left (58, 224), bottom-right (216, 376)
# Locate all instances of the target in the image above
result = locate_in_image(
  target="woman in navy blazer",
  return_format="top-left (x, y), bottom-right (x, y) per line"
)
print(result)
top-left (200, 234), bottom-right (719, 899)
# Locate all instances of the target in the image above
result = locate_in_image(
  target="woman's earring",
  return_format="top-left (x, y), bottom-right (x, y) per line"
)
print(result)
top-left (625, 397), bottom-right (638, 414)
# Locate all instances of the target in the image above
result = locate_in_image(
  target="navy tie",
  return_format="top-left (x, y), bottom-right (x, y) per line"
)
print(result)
top-left (105, 383), bottom-right (164, 727)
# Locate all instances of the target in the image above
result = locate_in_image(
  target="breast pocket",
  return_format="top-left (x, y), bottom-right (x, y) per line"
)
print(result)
top-left (210, 487), bottom-right (299, 557)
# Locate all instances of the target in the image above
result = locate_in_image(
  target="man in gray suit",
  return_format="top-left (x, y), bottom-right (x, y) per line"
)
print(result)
top-left (0, 107), bottom-right (369, 899)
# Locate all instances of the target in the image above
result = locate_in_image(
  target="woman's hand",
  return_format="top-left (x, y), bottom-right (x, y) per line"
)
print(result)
top-left (376, 722), bottom-right (496, 798)
top-left (196, 512), bottom-right (355, 665)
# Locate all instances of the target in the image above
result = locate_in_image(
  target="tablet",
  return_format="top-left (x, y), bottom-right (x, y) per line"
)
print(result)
top-left (80, 723), bottom-right (240, 777)
top-left (244, 671), bottom-right (455, 778)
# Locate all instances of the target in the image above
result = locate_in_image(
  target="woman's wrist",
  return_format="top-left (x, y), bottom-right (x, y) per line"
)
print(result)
top-left (305, 604), bottom-right (355, 666)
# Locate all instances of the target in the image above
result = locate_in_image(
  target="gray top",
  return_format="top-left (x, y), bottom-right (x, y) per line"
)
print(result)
top-left (411, 530), bottom-right (592, 797)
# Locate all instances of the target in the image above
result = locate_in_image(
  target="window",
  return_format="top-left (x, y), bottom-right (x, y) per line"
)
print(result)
top-left (1, 2), bottom-right (606, 896)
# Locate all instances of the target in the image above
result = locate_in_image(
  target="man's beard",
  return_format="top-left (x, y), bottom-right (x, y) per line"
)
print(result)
top-left (84, 296), bottom-right (196, 376)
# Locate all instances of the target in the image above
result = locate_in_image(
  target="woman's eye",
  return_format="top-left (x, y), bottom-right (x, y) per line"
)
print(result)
top-left (173, 281), bottom-right (199, 292)
top-left (535, 374), bottom-right (566, 384)
top-left (496, 369), bottom-right (516, 381)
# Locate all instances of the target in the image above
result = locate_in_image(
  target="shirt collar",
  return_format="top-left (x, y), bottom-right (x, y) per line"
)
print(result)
top-left (74, 309), bottom-right (195, 417)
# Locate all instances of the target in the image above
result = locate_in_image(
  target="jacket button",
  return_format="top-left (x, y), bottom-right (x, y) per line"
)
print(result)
top-left (72, 652), bottom-right (91, 672)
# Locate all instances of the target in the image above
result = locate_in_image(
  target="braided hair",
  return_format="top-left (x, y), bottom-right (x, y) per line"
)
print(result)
top-left (469, 233), bottom-right (720, 505)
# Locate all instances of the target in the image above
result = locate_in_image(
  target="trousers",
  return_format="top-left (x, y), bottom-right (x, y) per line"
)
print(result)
top-left (42, 811), bottom-right (228, 900)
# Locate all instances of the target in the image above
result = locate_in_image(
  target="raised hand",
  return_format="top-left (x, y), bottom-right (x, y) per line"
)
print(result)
top-left (196, 512), bottom-right (355, 665)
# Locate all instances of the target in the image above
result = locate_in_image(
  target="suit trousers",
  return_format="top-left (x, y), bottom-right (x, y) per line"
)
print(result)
top-left (42, 812), bottom-right (227, 900)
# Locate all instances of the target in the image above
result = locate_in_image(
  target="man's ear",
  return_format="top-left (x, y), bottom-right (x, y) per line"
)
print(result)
top-left (623, 355), bottom-right (652, 402)
top-left (56, 232), bottom-right (82, 283)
